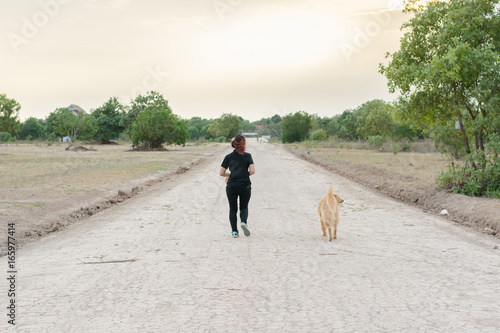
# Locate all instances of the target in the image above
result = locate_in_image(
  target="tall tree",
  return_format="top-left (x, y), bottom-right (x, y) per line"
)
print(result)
top-left (53, 108), bottom-right (97, 148)
top-left (129, 106), bottom-right (188, 149)
top-left (357, 100), bottom-right (395, 139)
top-left (380, 0), bottom-right (500, 155)
top-left (207, 114), bottom-right (241, 141)
top-left (381, 0), bottom-right (500, 197)
top-left (0, 93), bottom-right (21, 135)
top-left (125, 91), bottom-right (169, 133)
top-left (281, 111), bottom-right (312, 143)
top-left (18, 117), bottom-right (44, 140)
top-left (92, 97), bottom-right (126, 143)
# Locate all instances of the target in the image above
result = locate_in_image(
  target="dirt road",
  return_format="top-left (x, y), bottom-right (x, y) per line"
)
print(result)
top-left (2, 141), bottom-right (500, 332)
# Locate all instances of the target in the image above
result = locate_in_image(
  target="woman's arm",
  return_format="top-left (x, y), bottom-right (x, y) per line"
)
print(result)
top-left (219, 167), bottom-right (229, 177)
top-left (249, 164), bottom-right (255, 176)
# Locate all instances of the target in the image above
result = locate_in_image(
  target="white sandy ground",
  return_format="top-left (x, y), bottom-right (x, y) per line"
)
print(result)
top-left (1, 141), bottom-right (500, 332)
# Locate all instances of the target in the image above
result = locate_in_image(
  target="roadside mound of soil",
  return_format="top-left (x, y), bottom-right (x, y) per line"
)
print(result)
top-left (130, 144), bottom-right (169, 151)
top-left (88, 139), bottom-right (119, 145)
top-left (287, 146), bottom-right (500, 238)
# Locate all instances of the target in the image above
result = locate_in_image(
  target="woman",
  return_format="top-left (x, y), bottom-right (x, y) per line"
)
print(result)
top-left (220, 135), bottom-right (255, 238)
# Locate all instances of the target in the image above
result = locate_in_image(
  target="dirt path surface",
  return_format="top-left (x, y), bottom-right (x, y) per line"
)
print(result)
top-left (2, 142), bottom-right (500, 332)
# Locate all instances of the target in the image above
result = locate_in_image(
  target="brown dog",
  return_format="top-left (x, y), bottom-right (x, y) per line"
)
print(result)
top-left (317, 186), bottom-right (344, 241)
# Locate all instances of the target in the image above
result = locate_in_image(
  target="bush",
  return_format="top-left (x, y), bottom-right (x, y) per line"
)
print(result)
top-left (0, 132), bottom-right (12, 142)
top-left (437, 135), bottom-right (500, 198)
top-left (311, 129), bottom-right (327, 141)
top-left (47, 132), bottom-right (57, 142)
top-left (368, 135), bottom-right (384, 150)
top-left (391, 144), bottom-right (402, 154)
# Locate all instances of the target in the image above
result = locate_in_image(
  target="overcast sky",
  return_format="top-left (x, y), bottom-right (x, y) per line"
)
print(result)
top-left (1, 0), bottom-right (411, 121)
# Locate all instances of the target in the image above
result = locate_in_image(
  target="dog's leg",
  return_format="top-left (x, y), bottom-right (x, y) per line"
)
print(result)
top-left (334, 212), bottom-right (339, 240)
top-left (320, 219), bottom-right (326, 236)
top-left (328, 228), bottom-right (333, 242)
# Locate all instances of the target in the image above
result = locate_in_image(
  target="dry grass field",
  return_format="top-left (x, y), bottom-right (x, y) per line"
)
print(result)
top-left (291, 139), bottom-right (449, 184)
top-left (0, 141), bottom-right (225, 253)
top-left (301, 148), bottom-right (450, 184)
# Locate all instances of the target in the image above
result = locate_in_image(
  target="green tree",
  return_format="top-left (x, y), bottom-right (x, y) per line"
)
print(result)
top-left (357, 100), bottom-right (395, 139)
top-left (281, 111), bottom-right (312, 143)
top-left (240, 117), bottom-right (256, 133)
top-left (325, 117), bottom-right (341, 137)
top-left (338, 110), bottom-right (360, 140)
top-left (253, 114), bottom-right (283, 139)
top-left (0, 94), bottom-right (21, 135)
top-left (429, 120), bottom-right (466, 159)
top-left (270, 114), bottom-right (282, 124)
top-left (92, 97), bottom-right (126, 143)
top-left (188, 126), bottom-right (199, 141)
top-left (380, 0), bottom-right (500, 196)
top-left (187, 117), bottom-right (214, 140)
top-left (125, 91), bottom-right (169, 133)
top-left (129, 106), bottom-right (188, 149)
top-left (380, 0), bottom-right (500, 155)
top-left (392, 122), bottom-right (424, 142)
top-left (45, 111), bottom-right (60, 140)
top-left (207, 114), bottom-right (241, 141)
top-left (53, 108), bottom-right (97, 148)
top-left (19, 117), bottom-right (44, 140)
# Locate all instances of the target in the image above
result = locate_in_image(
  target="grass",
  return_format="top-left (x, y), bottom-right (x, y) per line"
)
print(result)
top-left (0, 141), bottom-right (218, 192)
top-left (0, 140), bottom-right (224, 244)
top-left (289, 138), bottom-right (451, 184)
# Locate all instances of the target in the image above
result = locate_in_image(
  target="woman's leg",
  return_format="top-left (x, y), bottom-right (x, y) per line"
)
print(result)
top-left (238, 185), bottom-right (252, 223)
top-left (226, 187), bottom-right (239, 232)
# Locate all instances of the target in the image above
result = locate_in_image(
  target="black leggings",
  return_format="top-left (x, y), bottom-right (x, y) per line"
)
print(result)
top-left (226, 185), bottom-right (251, 232)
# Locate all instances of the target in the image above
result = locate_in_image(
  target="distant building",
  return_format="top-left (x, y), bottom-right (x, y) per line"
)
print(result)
top-left (67, 104), bottom-right (86, 116)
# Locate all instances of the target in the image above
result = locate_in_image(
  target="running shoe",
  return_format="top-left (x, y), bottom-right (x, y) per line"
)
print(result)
top-left (241, 222), bottom-right (251, 237)
top-left (232, 231), bottom-right (239, 238)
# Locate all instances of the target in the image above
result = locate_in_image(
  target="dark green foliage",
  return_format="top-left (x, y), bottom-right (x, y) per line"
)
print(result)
top-left (52, 108), bottom-right (97, 147)
top-left (0, 132), bottom-right (12, 142)
top-left (281, 111), bottom-right (312, 143)
top-left (438, 135), bottom-right (500, 198)
top-left (125, 91), bottom-right (169, 134)
top-left (188, 126), bottom-right (199, 141)
top-left (311, 129), bottom-right (327, 141)
top-left (368, 135), bottom-right (384, 150)
top-left (129, 106), bottom-right (188, 149)
top-left (207, 114), bottom-right (241, 141)
top-left (187, 117), bottom-right (213, 140)
top-left (92, 97), bottom-right (126, 143)
top-left (381, 0), bottom-right (500, 197)
top-left (0, 94), bottom-right (21, 135)
top-left (18, 117), bottom-right (44, 140)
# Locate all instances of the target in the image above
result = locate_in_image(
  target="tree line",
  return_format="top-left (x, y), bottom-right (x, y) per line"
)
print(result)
top-left (0, 92), bottom-right (420, 147)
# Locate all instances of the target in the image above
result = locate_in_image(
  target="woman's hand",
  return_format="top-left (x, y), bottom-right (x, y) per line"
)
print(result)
top-left (249, 164), bottom-right (255, 176)
top-left (220, 167), bottom-right (230, 183)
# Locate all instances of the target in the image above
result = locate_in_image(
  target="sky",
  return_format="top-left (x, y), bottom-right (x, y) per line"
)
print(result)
top-left (1, 0), bottom-right (412, 121)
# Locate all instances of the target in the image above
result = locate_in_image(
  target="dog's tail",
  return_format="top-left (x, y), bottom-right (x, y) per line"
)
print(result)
top-left (326, 186), bottom-right (335, 210)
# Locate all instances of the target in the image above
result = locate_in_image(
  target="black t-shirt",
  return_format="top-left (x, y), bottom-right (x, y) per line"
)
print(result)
top-left (221, 150), bottom-right (254, 188)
